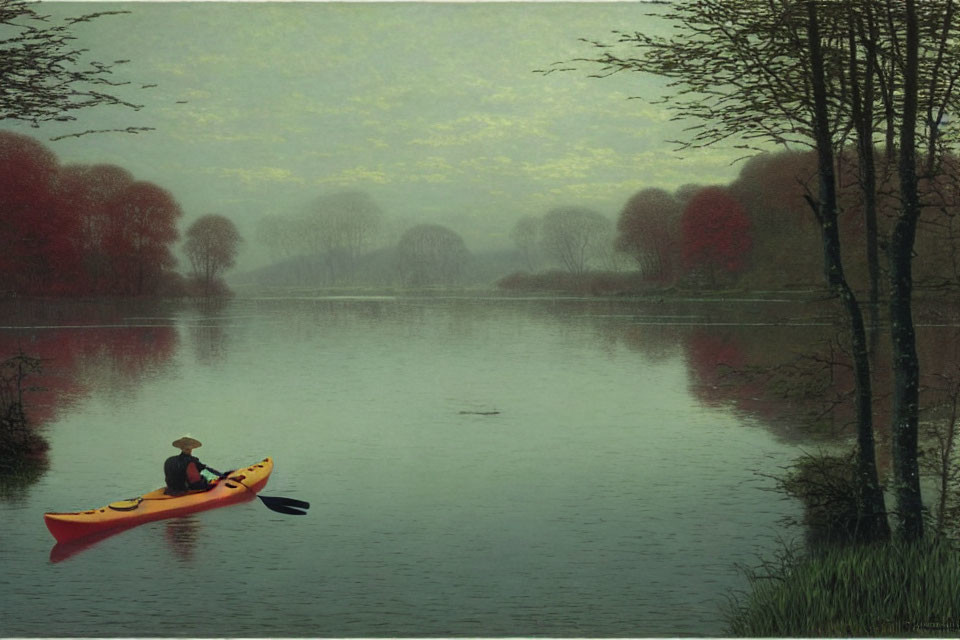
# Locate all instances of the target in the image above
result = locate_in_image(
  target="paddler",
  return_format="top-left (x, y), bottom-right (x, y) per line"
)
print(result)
top-left (164, 436), bottom-right (224, 494)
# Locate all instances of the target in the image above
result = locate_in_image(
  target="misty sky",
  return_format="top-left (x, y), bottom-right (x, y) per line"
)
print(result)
top-left (11, 2), bottom-right (750, 270)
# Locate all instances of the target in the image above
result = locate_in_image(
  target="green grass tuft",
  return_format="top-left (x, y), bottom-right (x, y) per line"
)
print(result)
top-left (726, 538), bottom-right (960, 636)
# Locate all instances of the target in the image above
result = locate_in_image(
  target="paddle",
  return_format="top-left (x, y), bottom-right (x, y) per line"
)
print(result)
top-left (221, 471), bottom-right (310, 516)
top-left (256, 495), bottom-right (310, 515)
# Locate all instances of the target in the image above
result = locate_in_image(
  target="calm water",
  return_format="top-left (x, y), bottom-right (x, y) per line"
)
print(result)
top-left (0, 296), bottom-right (816, 637)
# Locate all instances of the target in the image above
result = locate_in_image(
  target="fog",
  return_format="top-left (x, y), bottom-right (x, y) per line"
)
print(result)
top-left (7, 2), bottom-right (747, 275)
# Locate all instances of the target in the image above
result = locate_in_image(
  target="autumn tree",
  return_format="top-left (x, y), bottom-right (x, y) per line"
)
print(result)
top-left (184, 214), bottom-right (242, 296)
top-left (104, 181), bottom-right (182, 295)
top-left (539, 207), bottom-right (612, 276)
top-left (0, 132), bottom-right (185, 297)
top-left (615, 188), bottom-right (682, 284)
top-left (55, 164), bottom-right (135, 294)
top-left (725, 152), bottom-right (819, 288)
top-left (397, 224), bottom-right (470, 286)
top-left (679, 187), bottom-right (752, 288)
top-left (0, 130), bottom-right (82, 295)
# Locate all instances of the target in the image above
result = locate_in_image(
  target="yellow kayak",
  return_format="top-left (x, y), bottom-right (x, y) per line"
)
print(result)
top-left (44, 457), bottom-right (274, 544)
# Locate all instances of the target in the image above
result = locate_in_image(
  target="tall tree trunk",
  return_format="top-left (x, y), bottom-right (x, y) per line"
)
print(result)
top-left (889, 0), bottom-right (924, 543)
top-left (849, 3), bottom-right (881, 310)
top-left (806, 0), bottom-right (890, 542)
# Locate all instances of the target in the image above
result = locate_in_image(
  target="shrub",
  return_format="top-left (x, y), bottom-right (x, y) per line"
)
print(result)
top-left (0, 353), bottom-right (49, 475)
top-left (780, 450), bottom-right (876, 546)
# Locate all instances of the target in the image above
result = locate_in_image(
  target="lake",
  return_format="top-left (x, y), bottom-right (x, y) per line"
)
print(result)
top-left (0, 295), bottom-right (836, 637)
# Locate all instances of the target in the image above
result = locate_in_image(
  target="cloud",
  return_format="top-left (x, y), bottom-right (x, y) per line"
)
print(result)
top-left (410, 113), bottom-right (551, 148)
top-left (460, 155), bottom-right (516, 175)
top-left (403, 156), bottom-right (457, 183)
top-left (315, 165), bottom-right (391, 186)
top-left (348, 85), bottom-right (416, 113)
top-left (520, 147), bottom-right (621, 181)
top-left (205, 166), bottom-right (305, 187)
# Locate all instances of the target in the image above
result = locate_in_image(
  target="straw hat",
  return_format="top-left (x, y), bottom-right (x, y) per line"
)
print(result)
top-left (172, 436), bottom-right (202, 451)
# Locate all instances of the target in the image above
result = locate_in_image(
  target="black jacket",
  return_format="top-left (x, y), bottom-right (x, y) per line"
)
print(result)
top-left (164, 452), bottom-right (212, 493)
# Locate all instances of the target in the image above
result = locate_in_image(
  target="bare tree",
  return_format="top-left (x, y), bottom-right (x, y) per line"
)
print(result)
top-left (539, 207), bottom-right (611, 276)
top-left (184, 214), bottom-right (242, 296)
top-left (888, 0), bottom-right (925, 542)
top-left (255, 214), bottom-right (300, 263)
top-left (510, 216), bottom-right (541, 272)
top-left (305, 191), bottom-right (384, 284)
top-left (397, 224), bottom-right (470, 286)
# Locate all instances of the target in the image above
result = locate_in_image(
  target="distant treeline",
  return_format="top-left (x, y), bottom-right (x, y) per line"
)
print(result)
top-left (247, 147), bottom-right (960, 295)
top-left (5, 127), bottom-right (959, 299)
top-left (245, 196), bottom-right (636, 290)
top-left (249, 194), bottom-right (535, 289)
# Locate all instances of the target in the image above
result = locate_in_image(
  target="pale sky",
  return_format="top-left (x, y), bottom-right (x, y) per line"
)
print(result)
top-left (12, 2), bottom-right (747, 270)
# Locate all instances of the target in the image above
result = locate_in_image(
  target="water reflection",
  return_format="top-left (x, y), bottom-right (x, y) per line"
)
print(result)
top-left (9, 295), bottom-right (960, 463)
top-left (48, 517), bottom-right (203, 565)
top-left (187, 298), bottom-right (234, 365)
top-left (0, 456), bottom-right (48, 503)
top-left (0, 326), bottom-right (178, 423)
top-left (165, 515), bottom-right (202, 563)
top-left (0, 299), bottom-right (180, 493)
top-left (48, 521), bottom-right (140, 564)
top-left (592, 298), bottom-right (960, 453)
top-left (189, 322), bottom-right (229, 366)
top-left (5, 295), bottom-right (917, 636)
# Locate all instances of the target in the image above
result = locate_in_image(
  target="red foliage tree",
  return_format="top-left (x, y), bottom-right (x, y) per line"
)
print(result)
top-left (0, 131), bottom-right (83, 295)
top-left (55, 164), bottom-right (135, 295)
top-left (104, 181), bottom-right (182, 295)
top-left (0, 133), bottom-right (186, 297)
top-left (615, 188), bottom-right (682, 284)
top-left (680, 186), bottom-right (753, 287)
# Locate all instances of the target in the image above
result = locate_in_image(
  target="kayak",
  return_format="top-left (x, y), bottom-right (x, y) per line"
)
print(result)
top-left (44, 457), bottom-right (273, 544)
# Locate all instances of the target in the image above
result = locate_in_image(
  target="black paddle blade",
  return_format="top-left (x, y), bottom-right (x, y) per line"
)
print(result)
top-left (269, 496), bottom-right (310, 510)
top-left (261, 501), bottom-right (308, 516)
top-left (258, 494), bottom-right (310, 515)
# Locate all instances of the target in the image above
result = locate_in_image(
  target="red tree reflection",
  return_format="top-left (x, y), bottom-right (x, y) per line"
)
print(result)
top-left (0, 312), bottom-right (178, 427)
top-left (684, 328), bottom-right (749, 409)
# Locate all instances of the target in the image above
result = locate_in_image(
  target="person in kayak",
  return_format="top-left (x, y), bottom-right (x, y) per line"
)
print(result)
top-left (164, 436), bottom-right (224, 494)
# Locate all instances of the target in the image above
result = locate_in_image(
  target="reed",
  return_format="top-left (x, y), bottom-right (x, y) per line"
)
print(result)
top-left (726, 538), bottom-right (960, 636)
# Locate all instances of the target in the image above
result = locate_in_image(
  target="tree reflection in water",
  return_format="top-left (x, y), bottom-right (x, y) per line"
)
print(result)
top-left (600, 298), bottom-right (960, 459)
top-left (186, 297), bottom-right (233, 365)
top-left (0, 300), bottom-right (180, 494)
